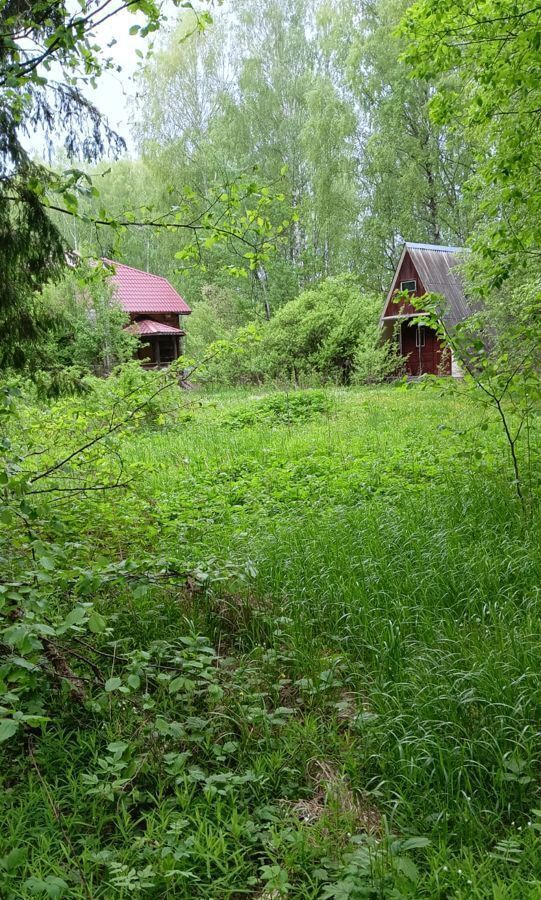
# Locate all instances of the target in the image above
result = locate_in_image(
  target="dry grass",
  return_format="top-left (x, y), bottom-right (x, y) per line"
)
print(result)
top-left (285, 759), bottom-right (382, 835)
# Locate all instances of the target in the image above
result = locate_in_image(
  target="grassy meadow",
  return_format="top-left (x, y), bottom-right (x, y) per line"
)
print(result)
top-left (2, 382), bottom-right (541, 898)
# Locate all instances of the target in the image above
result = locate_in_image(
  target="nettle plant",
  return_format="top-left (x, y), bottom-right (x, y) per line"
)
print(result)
top-left (409, 289), bottom-right (541, 510)
top-left (0, 343), bottom-right (271, 746)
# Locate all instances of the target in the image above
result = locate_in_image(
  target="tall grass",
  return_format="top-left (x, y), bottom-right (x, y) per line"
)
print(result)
top-left (133, 387), bottom-right (541, 865)
top-left (3, 383), bottom-right (541, 897)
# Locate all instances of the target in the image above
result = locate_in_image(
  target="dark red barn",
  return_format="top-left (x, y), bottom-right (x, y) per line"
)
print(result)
top-left (380, 242), bottom-right (472, 376)
top-left (103, 259), bottom-right (192, 367)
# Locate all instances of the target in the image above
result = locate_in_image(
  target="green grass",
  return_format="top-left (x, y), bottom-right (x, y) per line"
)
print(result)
top-left (2, 383), bottom-right (541, 897)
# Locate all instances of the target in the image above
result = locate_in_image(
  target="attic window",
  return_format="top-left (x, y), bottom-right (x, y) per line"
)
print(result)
top-left (400, 279), bottom-right (417, 293)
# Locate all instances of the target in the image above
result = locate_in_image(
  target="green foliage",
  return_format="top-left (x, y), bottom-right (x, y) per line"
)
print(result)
top-left (5, 0), bottom-right (541, 895)
top-left (402, 0), bottom-right (541, 291)
top-left (0, 0), bottom-right (170, 362)
top-left (196, 323), bottom-right (268, 386)
top-left (69, 1), bottom-right (364, 309)
top-left (0, 385), bottom-right (108, 740)
top-left (2, 379), bottom-right (541, 895)
top-left (419, 281), bottom-right (541, 506)
top-left (334, 0), bottom-right (473, 286)
top-left (220, 390), bottom-right (332, 429)
top-left (185, 284), bottom-right (254, 359)
top-left (262, 277), bottom-right (402, 384)
top-left (353, 321), bottom-right (405, 385)
top-left (191, 277), bottom-right (403, 388)
top-left (0, 364), bottom-right (195, 742)
top-left (34, 264), bottom-right (137, 384)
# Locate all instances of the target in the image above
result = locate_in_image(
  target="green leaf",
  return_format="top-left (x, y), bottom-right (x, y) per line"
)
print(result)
top-left (88, 610), bottom-right (107, 634)
top-left (400, 836), bottom-right (431, 851)
top-left (104, 677), bottom-right (122, 692)
top-left (24, 875), bottom-right (69, 898)
top-left (107, 740), bottom-right (128, 755)
top-left (169, 676), bottom-right (186, 694)
top-left (0, 719), bottom-right (18, 742)
top-left (64, 606), bottom-right (87, 627)
top-left (0, 507), bottom-right (14, 525)
top-left (0, 847), bottom-right (26, 872)
top-left (394, 856), bottom-right (419, 883)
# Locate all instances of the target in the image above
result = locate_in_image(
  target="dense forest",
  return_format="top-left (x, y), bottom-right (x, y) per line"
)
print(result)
top-left (2, 0), bottom-right (541, 896)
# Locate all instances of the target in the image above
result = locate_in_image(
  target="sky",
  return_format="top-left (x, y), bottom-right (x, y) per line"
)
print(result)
top-left (85, 6), bottom-right (161, 153)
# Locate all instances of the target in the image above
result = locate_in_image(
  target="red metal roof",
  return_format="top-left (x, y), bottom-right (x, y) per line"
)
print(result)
top-left (124, 318), bottom-right (185, 337)
top-left (103, 259), bottom-right (191, 315)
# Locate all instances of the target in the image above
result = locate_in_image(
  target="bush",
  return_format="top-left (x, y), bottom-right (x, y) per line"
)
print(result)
top-left (36, 262), bottom-right (137, 377)
top-left (261, 276), bottom-right (403, 385)
top-left (188, 276), bottom-right (405, 387)
top-left (196, 324), bottom-right (268, 386)
top-left (185, 284), bottom-right (253, 360)
top-left (353, 321), bottom-right (405, 384)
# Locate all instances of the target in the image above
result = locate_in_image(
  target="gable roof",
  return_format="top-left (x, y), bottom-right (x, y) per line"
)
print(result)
top-left (382, 242), bottom-right (473, 327)
top-left (124, 318), bottom-right (185, 337)
top-left (103, 259), bottom-right (191, 315)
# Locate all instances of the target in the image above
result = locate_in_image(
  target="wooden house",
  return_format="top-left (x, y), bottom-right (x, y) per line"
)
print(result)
top-left (103, 259), bottom-right (192, 367)
top-left (380, 242), bottom-right (472, 376)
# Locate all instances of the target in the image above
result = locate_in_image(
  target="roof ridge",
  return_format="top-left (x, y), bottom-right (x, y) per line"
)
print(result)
top-left (405, 241), bottom-right (468, 253)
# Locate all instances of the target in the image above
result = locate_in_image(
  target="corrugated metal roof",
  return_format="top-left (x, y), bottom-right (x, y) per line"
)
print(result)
top-left (103, 259), bottom-right (192, 315)
top-left (124, 318), bottom-right (185, 337)
top-left (405, 242), bottom-right (466, 254)
top-left (404, 243), bottom-right (473, 325)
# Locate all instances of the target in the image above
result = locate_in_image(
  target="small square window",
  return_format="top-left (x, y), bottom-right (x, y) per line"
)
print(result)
top-left (400, 279), bottom-right (417, 293)
top-left (415, 325), bottom-right (426, 348)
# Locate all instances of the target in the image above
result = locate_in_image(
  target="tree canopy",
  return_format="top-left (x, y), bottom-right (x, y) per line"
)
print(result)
top-left (3, 0), bottom-right (541, 384)
top-left (402, 0), bottom-right (541, 291)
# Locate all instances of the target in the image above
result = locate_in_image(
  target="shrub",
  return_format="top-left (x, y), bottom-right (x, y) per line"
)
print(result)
top-left (36, 262), bottom-right (137, 377)
top-left (197, 324), bottom-right (268, 386)
top-left (353, 320), bottom-right (405, 384)
top-left (261, 276), bottom-right (402, 385)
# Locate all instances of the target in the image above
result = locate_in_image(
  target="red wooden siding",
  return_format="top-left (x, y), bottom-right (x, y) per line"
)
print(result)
top-left (383, 250), bottom-right (451, 376)
top-left (383, 253), bottom-right (427, 318)
top-left (400, 322), bottom-right (451, 376)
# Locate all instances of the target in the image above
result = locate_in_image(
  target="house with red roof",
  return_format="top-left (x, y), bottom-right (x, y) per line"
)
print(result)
top-left (103, 259), bottom-right (192, 367)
